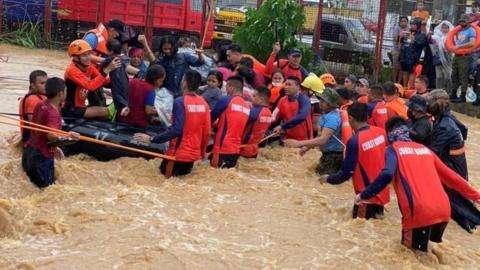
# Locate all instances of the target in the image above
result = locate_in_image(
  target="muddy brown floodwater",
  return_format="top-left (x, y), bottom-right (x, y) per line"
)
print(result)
top-left (1, 44), bottom-right (480, 269)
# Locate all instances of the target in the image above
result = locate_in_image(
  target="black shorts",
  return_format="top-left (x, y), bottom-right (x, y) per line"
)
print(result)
top-left (62, 107), bottom-right (87, 119)
top-left (352, 204), bottom-right (384, 219)
top-left (160, 159), bottom-right (194, 178)
top-left (22, 146), bottom-right (55, 188)
top-left (402, 222), bottom-right (448, 252)
top-left (87, 88), bottom-right (107, 107)
top-left (210, 153), bottom-right (239, 169)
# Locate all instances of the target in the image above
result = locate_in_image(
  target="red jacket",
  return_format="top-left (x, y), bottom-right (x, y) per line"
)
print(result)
top-left (240, 105), bottom-right (272, 158)
top-left (166, 95), bottom-right (211, 162)
top-left (123, 79), bottom-right (154, 128)
top-left (274, 94), bottom-right (313, 140)
top-left (264, 53), bottom-right (308, 82)
top-left (353, 126), bottom-right (390, 205)
top-left (64, 62), bottom-right (108, 109)
top-left (212, 95), bottom-right (250, 154)
top-left (392, 141), bottom-right (480, 229)
top-left (368, 101), bottom-right (388, 130)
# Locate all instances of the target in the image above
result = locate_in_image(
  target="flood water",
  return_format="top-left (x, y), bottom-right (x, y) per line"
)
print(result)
top-left (1, 44), bottom-right (480, 269)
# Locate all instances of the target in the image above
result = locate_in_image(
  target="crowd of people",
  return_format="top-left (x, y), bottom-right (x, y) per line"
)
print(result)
top-left (16, 9), bottom-right (480, 255)
top-left (393, 0), bottom-right (480, 105)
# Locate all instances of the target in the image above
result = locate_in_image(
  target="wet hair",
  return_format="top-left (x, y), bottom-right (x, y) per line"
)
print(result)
top-left (417, 75), bottom-right (429, 86)
top-left (208, 70), bottom-right (223, 88)
top-left (286, 76), bottom-right (300, 86)
top-left (370, 85), bottom-right (383, 97)
top-left (382, 81), bottom-right (397, 96)
top-left (256, 86), bottom-right (271, 102)
top-left (29, 70), bottom-right (47, 85)
top-left (237, 65), bottom-right (255, 85)
top-left (106, 38), bottom-right (122, 55)
top-left (240, 57), bottom-right (254, 69)
top-left (336, 87), bottom-right (351, 100)
top-left (227, 44), bottom-right (242, 54)
top-left (227, 76), bottom-right (244, 92)
top-left (184, 70), bottom-right (202, 92)
top-left (347, 102), bottom-right (368, 122)
top-left (145, 64), bottom-right (166, 85)
top-left (158, 36), bottom-right (176, 55)
top-left (45, 77), bottom-right (65, 99)
top-left (385, 116), bottom-right (407, 134)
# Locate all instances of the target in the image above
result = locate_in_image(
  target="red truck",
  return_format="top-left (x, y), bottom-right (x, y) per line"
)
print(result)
top-left (56, 0), bottom-right (214, 48)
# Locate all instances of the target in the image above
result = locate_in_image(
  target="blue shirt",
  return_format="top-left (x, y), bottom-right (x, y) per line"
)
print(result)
top-left (456, 27), bottom-right (476, 46)
top-left (319, 110), bottom-right (343, 153)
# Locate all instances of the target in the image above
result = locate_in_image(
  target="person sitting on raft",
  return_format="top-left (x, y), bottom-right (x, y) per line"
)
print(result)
top-left (19, 70), bottom-right (48, 142)
top-left (121, 65), bottom-right (165, 128)
top-left (284, 88), bottom-right (344, 175)
top-left (62, 40), bottom-right (119, 119)
top-left (134, 70), bottom-right (211, 178)
top-left (356, 117), bottom-right (480, 253)
top-left (23, 77), bottom-right (79, 188)
top-left (271, 76), bottom-right (313, 141)
top-left (325, 102), bottom-right (390, 220)
top-left (240, 87), bottom-right (273, 159)
top-left (210, 76), bottom-right (250, 169)
top-left (102, 39), bottom-right (130, 120)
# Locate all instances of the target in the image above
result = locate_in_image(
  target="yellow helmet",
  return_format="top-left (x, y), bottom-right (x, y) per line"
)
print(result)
top-left (301, 73), bottom-right (325, 94)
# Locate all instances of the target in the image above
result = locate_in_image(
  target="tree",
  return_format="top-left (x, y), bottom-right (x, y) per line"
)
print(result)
top-left (233, 0), bottom-right (308, 64)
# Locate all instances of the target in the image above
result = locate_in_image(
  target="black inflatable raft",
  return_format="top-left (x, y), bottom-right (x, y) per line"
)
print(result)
top-left (62, 119), bottom-right (167, 161)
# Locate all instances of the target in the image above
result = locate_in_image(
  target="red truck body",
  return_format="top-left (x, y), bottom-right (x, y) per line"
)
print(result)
top-left (57, 0), bottom-right (214, 48)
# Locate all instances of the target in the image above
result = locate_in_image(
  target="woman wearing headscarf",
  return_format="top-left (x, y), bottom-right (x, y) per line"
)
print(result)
top-left (399, 18), bottom-right (428, 88)
top-left (426, 89), bottom-right (480, 232)
top-left (431, 21), bottom-right (454, 91)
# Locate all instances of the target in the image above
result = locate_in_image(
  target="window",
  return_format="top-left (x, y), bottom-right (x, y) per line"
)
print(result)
top-left (191, 0), bottom-right (201, 11)
top-left (157, 0), bottom-right (183, 4)
top-left (320, 21), bottom-right (347, 43)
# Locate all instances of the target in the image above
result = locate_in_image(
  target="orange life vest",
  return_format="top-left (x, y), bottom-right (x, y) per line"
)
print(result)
top-left (85, 23), bottom-right (109, 55)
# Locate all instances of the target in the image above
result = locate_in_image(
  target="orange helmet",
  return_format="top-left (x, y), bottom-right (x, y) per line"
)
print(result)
top-left (319, 73), bottom-right (337, 86)
top-left (68, 39), bottom-right (92, 57)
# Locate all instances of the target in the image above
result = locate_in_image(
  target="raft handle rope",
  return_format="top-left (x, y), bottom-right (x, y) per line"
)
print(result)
top-left (0, 113), bottom-right (176, 161)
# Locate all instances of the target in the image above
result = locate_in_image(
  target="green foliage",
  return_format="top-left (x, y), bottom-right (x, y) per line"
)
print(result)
top-left (233, 0), bottom-right (306, 63)
top-left (0, 21), bottom-right (54, 49)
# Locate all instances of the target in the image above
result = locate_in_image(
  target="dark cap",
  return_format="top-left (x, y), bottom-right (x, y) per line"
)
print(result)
top-left (289, 48), bottom-right (302, 56)
top-left (407, 95), bottom-right (427, 112)
top-left (335, 87), bottom-right (351, 100)
top-left (345, 74), bottom-right (358, 84)
top-left (106, 19), bottom-right (125, 33)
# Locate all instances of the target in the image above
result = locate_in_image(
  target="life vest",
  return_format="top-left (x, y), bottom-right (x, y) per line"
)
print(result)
top-left (85, 23), bottom-right (109, 56)
top-left (338, 101), bottom-right (353, 147)
top-left (64, 62), bottom-right (108, 109)
top-left (391, 141), bottom-right (451, 229)
top-left (240, 106), bottom-right (272, 158)
top-left (385, 97), bottom-right (408, 120)
top-left (212, 95), bottom-right (250, 155)
top-left (357, 95), bottom-right (368, 104)
top-left (276, 95), bottom-right (313, 140)
top-left (368, 101), bottom-right (388, 130)
top-left (268, 83), bottom-right (284, 106)
top-left (166, 95), bottom-right (211, 162)
top-left (18, 93), bottom-right (47, 142)
top-left (353, 126), bottom-right (390, 205)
